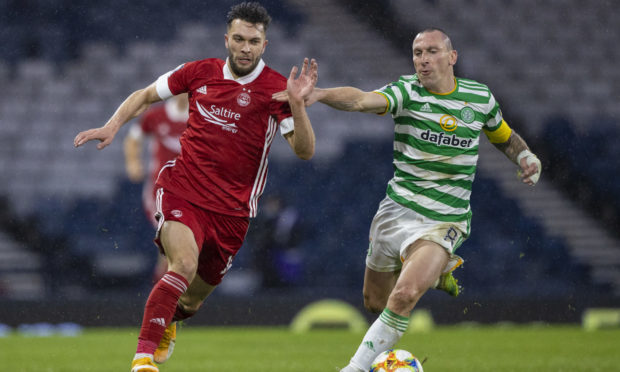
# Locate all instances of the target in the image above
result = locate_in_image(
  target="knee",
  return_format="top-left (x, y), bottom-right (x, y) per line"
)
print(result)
top-left (178, 298), bottom-right (202, 315)
top-left (169, 256), bottom-right (198, 283)
top-left (388, 285), bottom-right (423, 313)
top-left (160, 221), bottom-right (199, 282)
top-left (363, 291), bottom-right (388, 314)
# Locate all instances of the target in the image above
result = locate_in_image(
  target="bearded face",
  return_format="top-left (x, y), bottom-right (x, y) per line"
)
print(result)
top-left (225, 19), bottom-right (267, 78)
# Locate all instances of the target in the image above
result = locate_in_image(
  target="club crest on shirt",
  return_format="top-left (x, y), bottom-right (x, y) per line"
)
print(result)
top-left (237, 92), bottom-right (251, 107)
top-left (460, 106), bottom-right (475, 124)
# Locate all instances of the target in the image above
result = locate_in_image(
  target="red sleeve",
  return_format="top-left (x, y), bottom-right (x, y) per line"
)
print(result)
top-left (166, 61), bottom-right (198, 96)
top-left (270, 99), bottom-right (292, 124)
top-left (268, 71), bottom-right (293, 123)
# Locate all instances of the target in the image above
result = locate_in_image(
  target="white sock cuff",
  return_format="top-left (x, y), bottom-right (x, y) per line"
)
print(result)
top-left (379, 308), bottom-right (409, 333)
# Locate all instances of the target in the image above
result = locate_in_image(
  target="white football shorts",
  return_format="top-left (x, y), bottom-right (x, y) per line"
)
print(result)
top-left (366, 196), bottom-right (469, 273)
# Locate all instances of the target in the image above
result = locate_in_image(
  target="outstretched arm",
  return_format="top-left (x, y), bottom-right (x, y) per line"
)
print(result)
top-left (74, 83), bottom-right (161, 150)
top-left (284, 58), bottom-right (318, 160)
top-left (492, 130), bottom-right (541, 186)
top-left (311, 87), bottom-right (388, 114)
top-left (273, 85), bottom-right (388, 114)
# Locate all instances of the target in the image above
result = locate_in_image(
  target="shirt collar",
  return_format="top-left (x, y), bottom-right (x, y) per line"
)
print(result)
top-left (223, 58), bottom-right (265, 85)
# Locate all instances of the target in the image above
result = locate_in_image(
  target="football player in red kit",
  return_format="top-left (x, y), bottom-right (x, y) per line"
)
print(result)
top-left (73, 3), bottom-right (317, 371)
top-left (124, 93), bottom-right (189, 282)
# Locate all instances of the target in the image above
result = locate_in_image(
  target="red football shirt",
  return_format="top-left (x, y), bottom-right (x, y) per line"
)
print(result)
top-left (154, 58), bottom-right (294, 217)
top-left (128, 100), bottom-right (188, 225)
top-left (138, 101), bottom-right (188, 185)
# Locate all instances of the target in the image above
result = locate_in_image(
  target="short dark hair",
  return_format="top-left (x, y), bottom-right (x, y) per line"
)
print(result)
top-left (417, 27), bottom-right (453, 50)
top-left (227, 2), bottom-right (272, 31)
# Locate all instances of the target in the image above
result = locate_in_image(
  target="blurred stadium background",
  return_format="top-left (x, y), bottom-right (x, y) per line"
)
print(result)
top-left (0, 0), bottom-right (619, 329)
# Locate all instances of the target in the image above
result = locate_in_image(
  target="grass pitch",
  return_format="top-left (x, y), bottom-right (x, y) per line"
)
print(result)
top-left (0, 325), bottom-right (618, 371)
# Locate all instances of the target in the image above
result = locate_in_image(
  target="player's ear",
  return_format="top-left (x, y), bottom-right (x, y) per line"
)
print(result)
top-left (262, 39), bottom-right (268, 54)
top-left (449, 49), bottom-right (458, 66)
top-left (224, 33), bottom-right (230, 49)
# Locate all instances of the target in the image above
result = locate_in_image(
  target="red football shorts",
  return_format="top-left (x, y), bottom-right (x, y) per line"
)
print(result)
top-left (153, 188), bottom-right (249, 286)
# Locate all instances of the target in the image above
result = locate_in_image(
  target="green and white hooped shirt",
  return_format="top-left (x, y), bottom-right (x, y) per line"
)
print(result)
top-left (374, 74), bottom-right (512, 225)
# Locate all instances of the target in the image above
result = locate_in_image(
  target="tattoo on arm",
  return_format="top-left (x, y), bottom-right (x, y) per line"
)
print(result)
top-left (492, 130), bottom-right (530, 164)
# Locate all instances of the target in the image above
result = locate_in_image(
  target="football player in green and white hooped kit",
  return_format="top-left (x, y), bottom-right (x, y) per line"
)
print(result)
top-left (275, 27), bottom-right (541, 372)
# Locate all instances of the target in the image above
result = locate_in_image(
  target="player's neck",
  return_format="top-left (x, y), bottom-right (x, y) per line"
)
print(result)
top-left (426, 76), bottom-right (456, 95)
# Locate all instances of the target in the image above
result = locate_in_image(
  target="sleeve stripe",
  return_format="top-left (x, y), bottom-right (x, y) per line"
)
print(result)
top-left (373, 91), bottom-right (391, 116)
top-left (483, 120), bottom-right (512, 143)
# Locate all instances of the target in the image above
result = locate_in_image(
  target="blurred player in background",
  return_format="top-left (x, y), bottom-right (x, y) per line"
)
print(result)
top-left (124, 93), bottom-right (189, 282)
top-left (276, 27), bottom-right (541, 372)
top-left (74, 2), bottom-right (317, 371)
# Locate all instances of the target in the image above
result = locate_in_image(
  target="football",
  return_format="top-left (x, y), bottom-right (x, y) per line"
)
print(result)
top-left (369, 349), bottom-right (424, 372)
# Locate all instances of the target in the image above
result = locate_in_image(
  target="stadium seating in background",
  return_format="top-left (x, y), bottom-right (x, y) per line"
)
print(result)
top-left (251, 139), bottom-right (595, 298)
top-left (7, 133), bottom-right (592, 299)
top-left (0, 1), bottom-right (614, 301)
top-left (465, 175), bottom-right (594, 298)
top-left (0, 0), bottom-right (304, 65)
top-left (32, 180), bottom-right (156, 295)
top-left (537, 116), bottom-right (620, 237)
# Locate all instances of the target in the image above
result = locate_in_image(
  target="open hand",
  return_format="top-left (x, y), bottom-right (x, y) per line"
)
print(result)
top-left (285, 58), bottom-right (318, 105)
top-left (74, 126), bottom-right (116, 150)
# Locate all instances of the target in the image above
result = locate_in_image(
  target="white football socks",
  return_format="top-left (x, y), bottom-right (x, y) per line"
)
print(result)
top-left (344, 308), bottom-right (409, 371)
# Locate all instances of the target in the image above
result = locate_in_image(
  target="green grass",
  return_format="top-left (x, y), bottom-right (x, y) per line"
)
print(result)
top-left (0, 325), bottom-right (618, 371)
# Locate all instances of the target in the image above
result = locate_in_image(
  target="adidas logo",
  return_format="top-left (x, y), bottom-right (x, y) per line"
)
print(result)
top-left (149, 318), bottom-right (166, 327)
top-left (363, 340), bottom-right (375, 352)
top-left (420, 102), bottom-right (432, 113)
top-left (197, 85), bottom-right (207, 94)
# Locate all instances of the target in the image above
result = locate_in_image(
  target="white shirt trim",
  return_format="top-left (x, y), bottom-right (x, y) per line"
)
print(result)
top-left (279, 117), bottom-right (294, 136)
top-left (156, 72), bottom-right (174, 100)
top-left (223, 58), bottom-right (265, 85)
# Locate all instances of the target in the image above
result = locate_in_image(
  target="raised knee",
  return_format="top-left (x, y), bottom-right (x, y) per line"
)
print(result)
top-left (169, 256), bottom-right (197, 282)
top-left (388, 285), bottom-right (423, 312)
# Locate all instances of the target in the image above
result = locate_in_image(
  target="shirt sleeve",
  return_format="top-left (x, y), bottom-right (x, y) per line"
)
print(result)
top-left (483, 93), bottom-right (503, 130)
top-left (374, 80), bottom-right (407, 117)
top-left (482, 94), bottom-right (512, 143)
top-left (271, 97), bottom-right (293, 137)
top-left (155, 63), bottom-right (188, 100)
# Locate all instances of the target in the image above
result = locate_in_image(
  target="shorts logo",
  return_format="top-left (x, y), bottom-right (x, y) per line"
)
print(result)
top-left (439, 114), bottom-right (458, 131)
top-left (460, 106), bottom-right (475, 124)
top-left (443, 227), bottom-right (459, 247)
top-left (220, 255), bottom-right (234, 275)
top-left (171, 209), bottom-right (183, 218)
